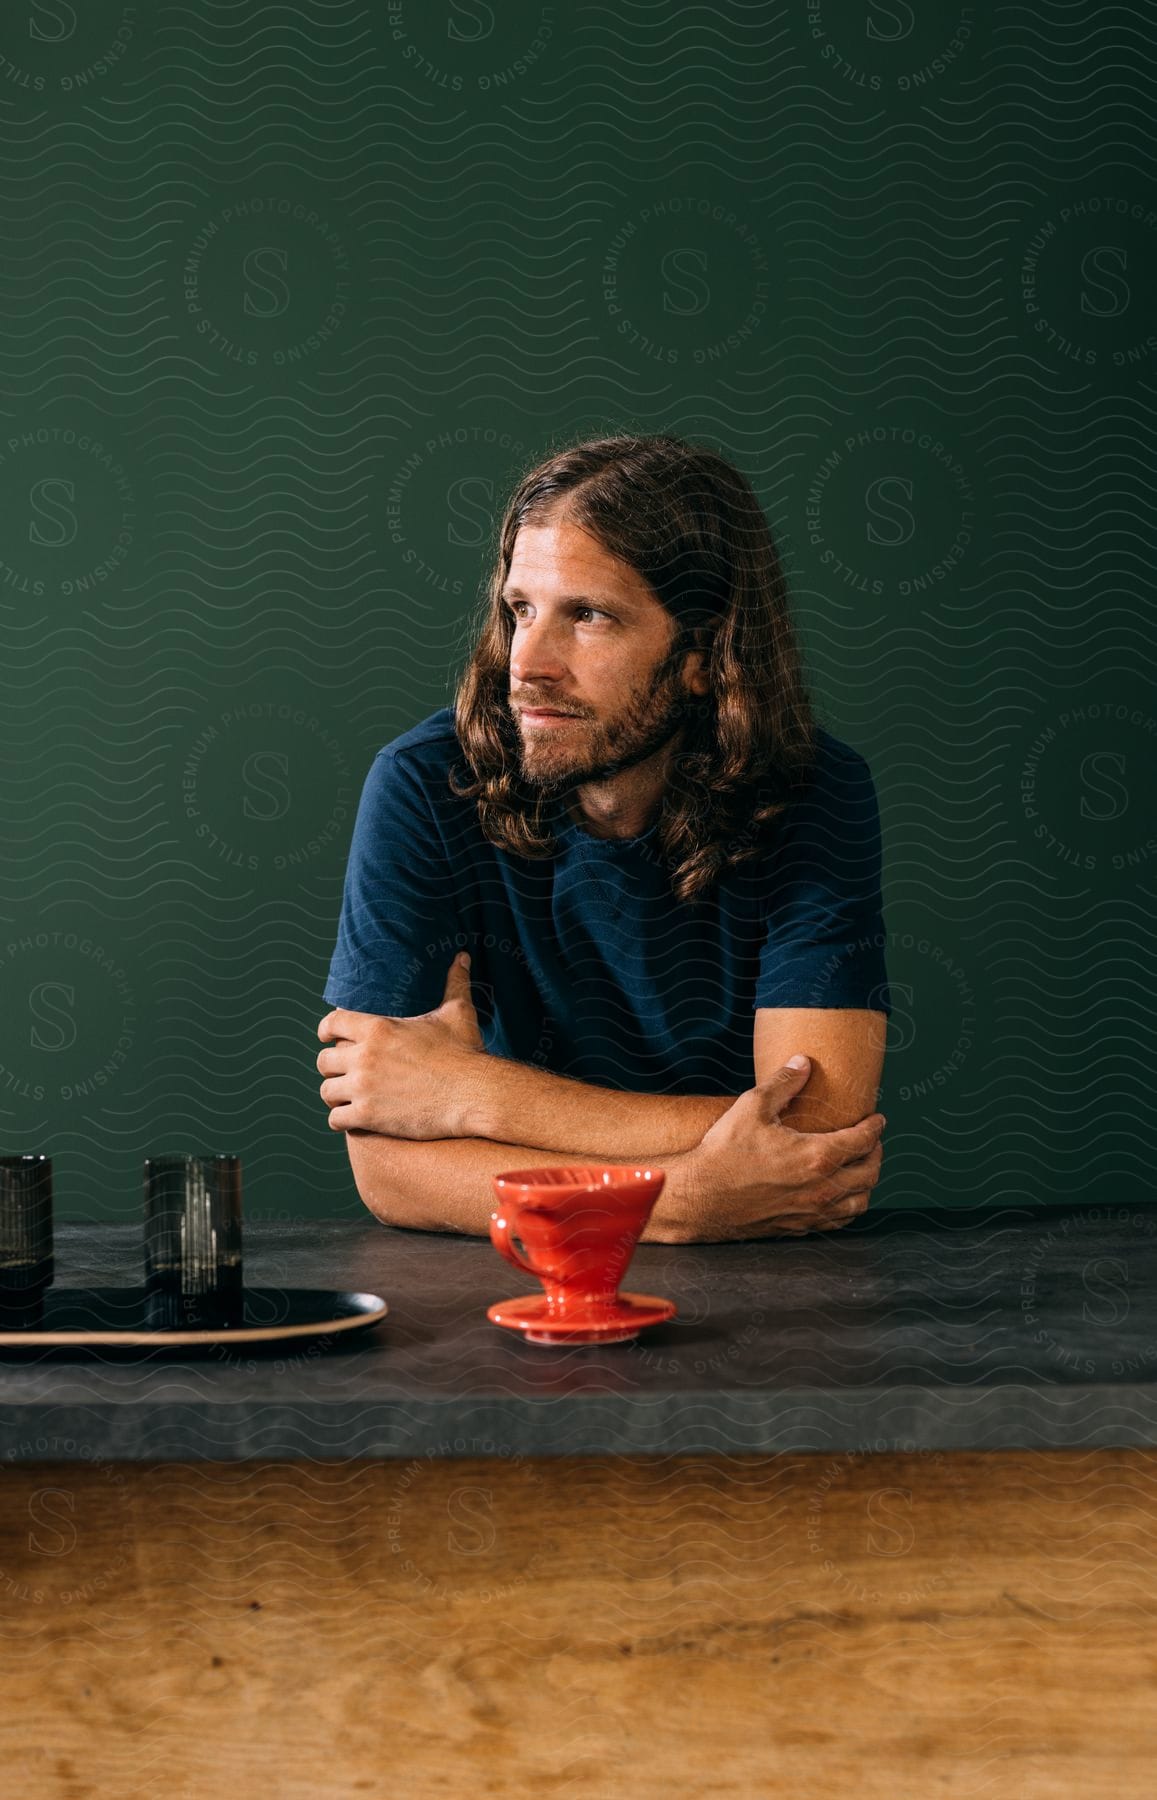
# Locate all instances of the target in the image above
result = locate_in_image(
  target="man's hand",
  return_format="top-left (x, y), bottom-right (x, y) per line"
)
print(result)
top-left (676, 1055), bottom-right (885, 1242)
top-left (317, 953), bottom-right (487, 1139)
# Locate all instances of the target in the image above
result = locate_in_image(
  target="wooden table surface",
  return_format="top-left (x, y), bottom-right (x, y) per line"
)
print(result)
top-left (0, 1209), bottom-right (1153, 1796)
top-left (0, 1447), bottom-right (1153, 1798)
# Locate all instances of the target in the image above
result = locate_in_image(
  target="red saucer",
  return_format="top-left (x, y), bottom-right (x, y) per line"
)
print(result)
top-left (487, 1290), bottom-right (676, 1345)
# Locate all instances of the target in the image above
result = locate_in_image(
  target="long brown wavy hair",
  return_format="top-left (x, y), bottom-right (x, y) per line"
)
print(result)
top-left (449, 432), bottom-right (817, 905)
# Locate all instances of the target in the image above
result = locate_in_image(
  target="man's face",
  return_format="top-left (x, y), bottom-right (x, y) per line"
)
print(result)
top-left (504, 516), bottom-right (708, 788)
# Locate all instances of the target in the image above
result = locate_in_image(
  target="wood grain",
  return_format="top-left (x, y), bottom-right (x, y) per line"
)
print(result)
top-left (0, 1449), bottom-right (1152, 1798)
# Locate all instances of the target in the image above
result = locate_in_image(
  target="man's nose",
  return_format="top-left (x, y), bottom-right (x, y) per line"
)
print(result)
top-left (509, 617), bottom-right (568, 684)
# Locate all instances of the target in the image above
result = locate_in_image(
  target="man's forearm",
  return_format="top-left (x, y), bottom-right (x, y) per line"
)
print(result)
top-left (344, 1127), bottom-right (697, 1242)
top-left (465, 1056), bottom-right (736, 1156)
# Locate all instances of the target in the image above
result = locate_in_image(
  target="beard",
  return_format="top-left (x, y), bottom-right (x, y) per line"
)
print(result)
top-left (516, 645), bottom-right (701, 794)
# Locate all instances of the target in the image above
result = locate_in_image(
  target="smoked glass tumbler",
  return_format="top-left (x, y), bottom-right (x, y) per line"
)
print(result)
top-left (143, 1152), bottom-right (243, 1329)
top-left (0, 1153), bottom-right (54, 1312)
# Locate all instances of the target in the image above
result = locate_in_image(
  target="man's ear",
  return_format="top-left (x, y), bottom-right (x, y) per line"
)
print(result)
top-left (678, 615), bottom-right (715, 698)
top-left (683, 648), bottom-right (711, 697)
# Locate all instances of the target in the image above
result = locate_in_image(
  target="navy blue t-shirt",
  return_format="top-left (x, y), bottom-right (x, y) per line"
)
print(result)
top-left (322, 707), bottom-right (891, 1096)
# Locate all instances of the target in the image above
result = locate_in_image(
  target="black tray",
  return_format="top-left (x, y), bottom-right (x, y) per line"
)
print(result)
top-left (0, 1287), bottom-right (388, 1349)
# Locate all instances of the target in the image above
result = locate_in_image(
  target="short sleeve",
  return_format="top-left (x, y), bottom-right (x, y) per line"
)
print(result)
top-left (753, 740), bottom-right (892, 1017)
top-left (322, 750), bottom-right (464, 1017)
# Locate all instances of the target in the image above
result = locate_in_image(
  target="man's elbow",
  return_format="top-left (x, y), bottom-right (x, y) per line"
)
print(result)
top-left (342, 1129), bottom-right (472, 1234)
top-left (343, 1129), bottom-right (411, 1227)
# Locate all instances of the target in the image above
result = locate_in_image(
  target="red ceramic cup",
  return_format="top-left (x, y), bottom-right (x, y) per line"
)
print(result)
top-left (489, 1165), bottom-right (666, 1321)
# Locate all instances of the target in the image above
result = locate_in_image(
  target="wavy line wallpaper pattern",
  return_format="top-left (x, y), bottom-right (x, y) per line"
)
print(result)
top-left (0, 2), bottom-right (1152, 1225)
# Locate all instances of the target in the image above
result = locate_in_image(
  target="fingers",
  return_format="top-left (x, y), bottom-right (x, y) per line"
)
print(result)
top-left (821, 1182), bottom-right (876, 1216)
top-left (824, 1143), bottom-right (883, 1197)
top-left (775, 1189), bottom-right (873, 1235)
top-left (318, 1008), bottom-right (390, 1041)
top-left (813, 1202), bottom-right (870, 1231)
top-left (444, 951), bottom-right (472, 991)
top-left (755, 1056), bottom-right (813, 1118)
top-left (317, 1008), bottom-right (358, 1042)
top-left (811, 1114), bottom-right (885, 1173)
top-left (702, 1191), bottom-right (873, 1240)
top-left (771, 1142), bottom-right (882, 1234)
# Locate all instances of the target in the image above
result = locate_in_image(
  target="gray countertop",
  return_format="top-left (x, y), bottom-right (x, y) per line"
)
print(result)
top-left (0, 1205), bottom-right (1154, 1461)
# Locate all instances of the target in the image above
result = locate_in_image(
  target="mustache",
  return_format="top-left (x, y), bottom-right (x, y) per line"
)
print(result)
top-left (513, 701), bottom-right (585, 717)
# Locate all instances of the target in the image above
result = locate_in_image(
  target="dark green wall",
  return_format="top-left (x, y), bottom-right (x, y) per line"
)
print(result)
top-left (1, 3), bottom-right (1152, 1222)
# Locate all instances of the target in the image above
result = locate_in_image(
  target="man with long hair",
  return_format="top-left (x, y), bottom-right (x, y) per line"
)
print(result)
top-left (317, 433), bottom-right (889, 1241)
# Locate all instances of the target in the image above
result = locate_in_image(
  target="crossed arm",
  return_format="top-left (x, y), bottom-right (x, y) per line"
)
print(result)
top-left (342, 1072), bottom-right (732, 1243)
top-left (338, 1007), bottom-right (886, 1244)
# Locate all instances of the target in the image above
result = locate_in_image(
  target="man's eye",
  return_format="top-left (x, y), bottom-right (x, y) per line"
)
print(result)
top-left (506, 602), bottom-right (610, 623)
